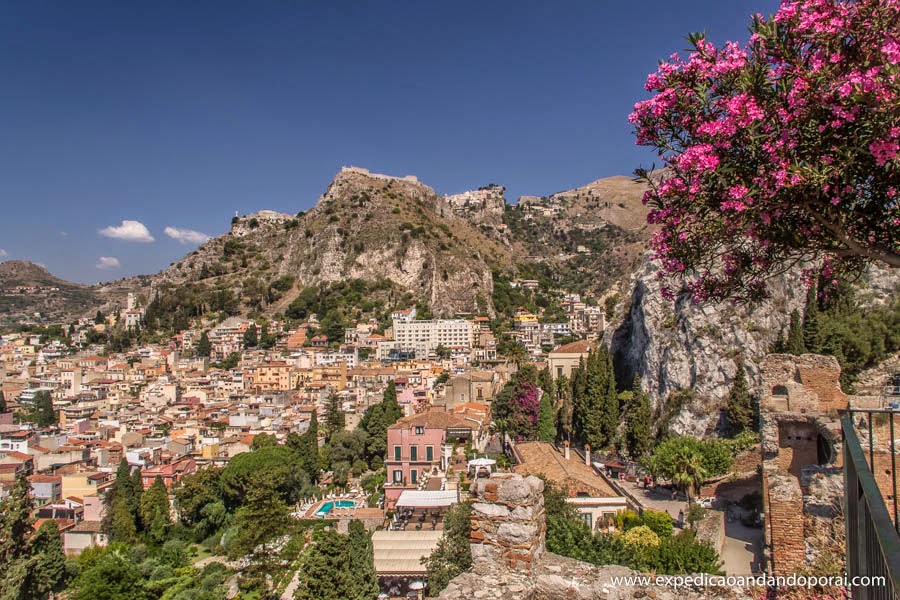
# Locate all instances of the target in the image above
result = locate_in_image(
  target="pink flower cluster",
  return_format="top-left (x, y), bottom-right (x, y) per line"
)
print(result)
top-left (630, 0), bottom-right (900, 302)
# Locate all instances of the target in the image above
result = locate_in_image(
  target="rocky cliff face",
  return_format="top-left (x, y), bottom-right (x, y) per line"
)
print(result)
top-left (610, 257), bottom-right (809, 436)
top-left (144, 167), bottom-right (517, 318)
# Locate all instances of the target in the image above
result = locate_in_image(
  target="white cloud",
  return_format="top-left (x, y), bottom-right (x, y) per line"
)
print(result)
top-left (0, 249), bottom-right (7, 257)
top-left (96, 256), bottom-right (121, 270)
top-left (98, 220), bottom-right (155, 242)
top-left (164, 226), bottom-right (211, 245)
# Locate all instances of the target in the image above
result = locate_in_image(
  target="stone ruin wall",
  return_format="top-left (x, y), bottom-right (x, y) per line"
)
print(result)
top-left (437, 474), bottom-right (754, 600)
top-left (760, 354), bottom-right (848, 576)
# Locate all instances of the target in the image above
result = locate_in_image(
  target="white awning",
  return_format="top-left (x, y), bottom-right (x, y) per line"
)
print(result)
top-left (395, 490), bottom-right (458, 508)
top-left (372, 530), bottom-right (443, 575)
top-left (468, 458), bottom-right (496, 466)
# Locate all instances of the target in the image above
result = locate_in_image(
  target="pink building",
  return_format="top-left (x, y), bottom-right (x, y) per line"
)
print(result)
top-left (384, 409), bottom-right (473, 508)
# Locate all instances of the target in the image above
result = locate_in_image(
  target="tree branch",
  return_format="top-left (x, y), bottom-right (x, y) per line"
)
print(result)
top-left (807, 209), bottom-right (900, 268)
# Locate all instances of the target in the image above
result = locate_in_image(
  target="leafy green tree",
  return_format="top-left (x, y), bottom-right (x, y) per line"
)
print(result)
top-left (173, 466), bottom-right (223, 528)
top-left (251, 432), bottom-right (278, 450)
top-left (625, 375), bottom-right (652, 460)
top-left (347, 520), bottom-right (378, 600)
top-left (726, 363), bottom-right (755, 435)
top-left (73, 546), bottom-right (149, 600)
top-left (644, 437), bottom-right (733, 502)
top-left (219, 445), bottom-right (314, 508)
top-left (27, 390), bottom-right (57, 427)
top-left (196, 331), bottom-right (211, 357)
top-left (423, 501), bottom-right (472, 594)
top-left (357, 384), bottom-right (402, 467)
top-left (786, 309), bottom-right (807, 355)
top-left (140, 477), bottom-right (171, 545)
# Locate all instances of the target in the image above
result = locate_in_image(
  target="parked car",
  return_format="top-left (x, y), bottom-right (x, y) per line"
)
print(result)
top-left (697, 497), bottom-right (714, 508)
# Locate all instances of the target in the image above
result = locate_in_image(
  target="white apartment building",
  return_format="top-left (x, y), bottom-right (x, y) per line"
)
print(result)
top-left (391, 319), bottom-right (474, 353)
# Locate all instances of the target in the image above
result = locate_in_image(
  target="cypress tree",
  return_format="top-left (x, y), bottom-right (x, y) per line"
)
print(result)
top-left (304, 410), bottom-right (320, 482)
top-left (110, 495), bottom-right (138, 543)
top-left (803, 284), bottom-right (823, 353)
top-left (786, 309), bottom-right (806, 355)
top-left (537, 388), bottom-right (557, 442)
top-left (601, 346), bottom-right (619, 446)
top-left (0, 475), bottom-right (34, 566)
top-left (140, 476), bottom-right (171, 544)
top-left (625, 375), bottom-right (652, 459)
top-left (243, 324), bottom-right (258, 348)
top-left (31, 519), bottom-right (67, 597)
top-left (726, 363), bottom-right (755, 435)
top-left (347, 520), bottom-right (378, 600)
top-left (196, 331), bottom-right (211, 357)
top-left (578, 350), bottom-right (604, 449)
top-left (324, 392), bottom-right (345, 437)
top-left (0, 390), bottom-right (6, 413)
top-left (556, 374), bottom-right (573, 441)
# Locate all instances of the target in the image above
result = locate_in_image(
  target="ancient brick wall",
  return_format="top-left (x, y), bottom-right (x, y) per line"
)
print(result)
top-left (469, 474), bottom-right (545, 573)
top-left (764, 474), bottom-right (806, 576)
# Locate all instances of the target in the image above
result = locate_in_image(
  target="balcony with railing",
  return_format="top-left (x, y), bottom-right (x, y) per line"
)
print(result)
top-left (842, 408), bottom-right (900, 600)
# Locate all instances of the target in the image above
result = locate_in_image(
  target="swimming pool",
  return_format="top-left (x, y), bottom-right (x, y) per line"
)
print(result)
top-left (314, 500), bottom-right (356, 518)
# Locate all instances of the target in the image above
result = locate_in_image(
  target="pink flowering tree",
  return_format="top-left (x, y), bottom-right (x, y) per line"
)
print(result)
top-left (630, 0), bottom-right (900, 302)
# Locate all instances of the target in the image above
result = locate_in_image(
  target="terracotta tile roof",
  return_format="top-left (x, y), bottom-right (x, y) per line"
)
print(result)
top-left (389, 409), bottom-right (472, 431)
top-left (513, 441), bottom-right (619, 498)
top-left (550, 340), bottom-right (593, 355)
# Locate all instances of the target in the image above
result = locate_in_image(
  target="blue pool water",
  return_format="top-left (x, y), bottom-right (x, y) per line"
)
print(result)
top-left (315, 500), bottom-right (356, 517)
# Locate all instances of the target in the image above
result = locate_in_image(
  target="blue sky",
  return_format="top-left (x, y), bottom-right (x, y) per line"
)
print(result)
top-left (0, 0), bottom-right (779, 283)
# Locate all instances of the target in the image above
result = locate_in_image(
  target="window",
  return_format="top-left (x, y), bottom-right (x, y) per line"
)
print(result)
top-left (410, 446), bottom-right (418, 461)
top-left (394, 446), bottom-right (401, 461)
top-left (393, 470), bottom-right (403, 483)
top-left (426, 446), bottom-right (433, 462)
top-left (557, 367), bottom-right (563, 379)
top-left (579, 512), bottom-right (593, 530)
top-left (411, 469), bottom-right (418, 484)
top-left (415, 426), bottom-right (424, 435)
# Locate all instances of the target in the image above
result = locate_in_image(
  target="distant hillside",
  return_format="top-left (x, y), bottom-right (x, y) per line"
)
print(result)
top-left (0, 261), bottom-right (102, 328)
top-left (115, 167), bottom-right (520, 323)
top-left (503, 175), bottom-right (652, 299)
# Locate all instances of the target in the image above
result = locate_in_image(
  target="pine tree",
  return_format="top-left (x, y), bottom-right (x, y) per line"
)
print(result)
top-left (802, 284), bottom-right (823, 353)
top-left (625, 375), bottom-right (652, 460)
top-left (347, 520), bottom-right (378, 600)
top-left (95, 310), bottom-right (104, 324)
top-left (537, 388), bottom-right (557, 442)
top-left (140, 476), bottom-right (171, 544)
top-left (786, 309), bottom-right (806, 355)
top-left (131, 467), bottom-right (144, 521)
top-left (197, 331), bottom-right (211, 357)
top-left (726, 363), bottom-right (755, 435)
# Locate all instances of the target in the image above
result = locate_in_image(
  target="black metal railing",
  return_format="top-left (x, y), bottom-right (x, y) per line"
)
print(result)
top-left (842, 413), bottom-right (900, 600)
